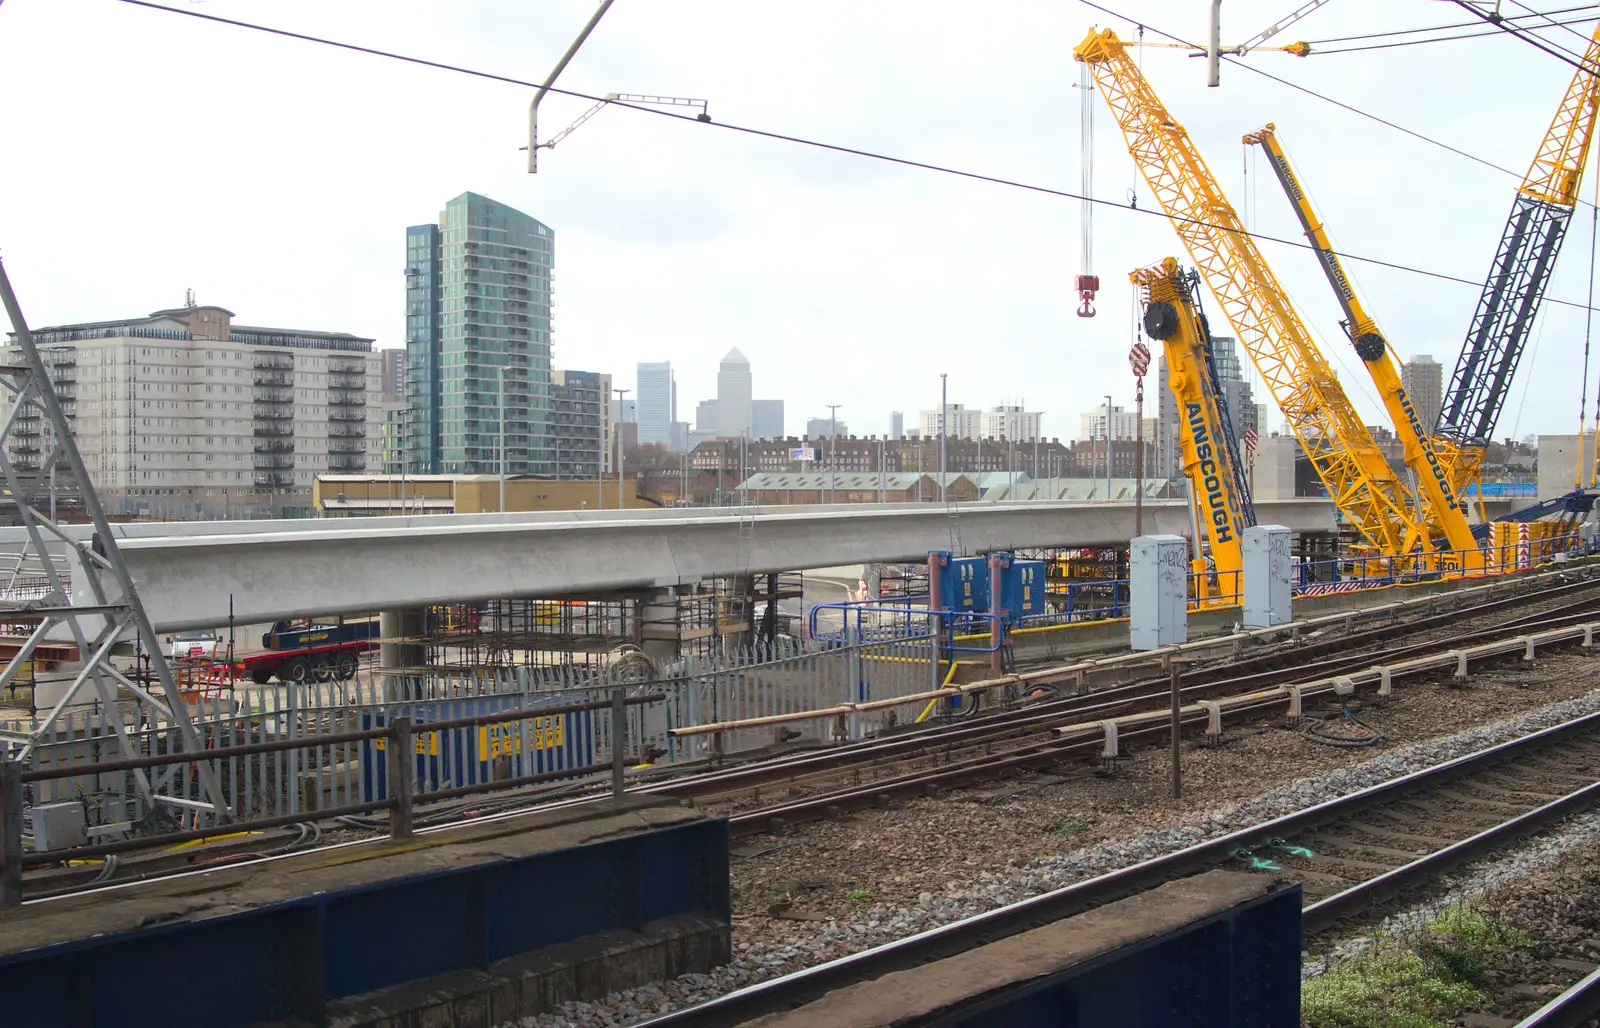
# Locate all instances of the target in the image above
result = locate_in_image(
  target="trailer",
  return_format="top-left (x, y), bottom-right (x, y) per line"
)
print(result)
top-left (230, 616), bottom-right (380, 684)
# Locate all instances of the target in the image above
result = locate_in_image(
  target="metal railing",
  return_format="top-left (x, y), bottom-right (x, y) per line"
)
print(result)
top-left (0, 689), bottom-right (663, 906)
top-left (2, 633), bottom-right (935, 838)
top-left (1291, 540), bottom-right (1584, 596)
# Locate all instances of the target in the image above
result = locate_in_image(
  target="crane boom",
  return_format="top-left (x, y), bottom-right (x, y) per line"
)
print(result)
top-left (1438, 22), bottom-right (1600, 495)
top-left (1075, 28), bottom-right (1426, 558)
top-left (1245, 124), bottom-right (1482, 567)
top-left (1133, 258), bottom-right (1250, 600)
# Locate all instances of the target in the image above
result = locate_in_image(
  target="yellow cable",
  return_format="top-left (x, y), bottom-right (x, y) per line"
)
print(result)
top-left (160, 830), bottom-right (263, 852)
top-left (915, 662), bottom-right (961, 723)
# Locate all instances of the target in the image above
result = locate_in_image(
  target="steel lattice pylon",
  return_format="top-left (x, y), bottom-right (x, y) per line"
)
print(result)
top-left (0, 258), bottom-right (226, 819)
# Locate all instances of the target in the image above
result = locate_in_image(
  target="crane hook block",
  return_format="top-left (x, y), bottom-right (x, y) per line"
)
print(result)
top-left (1076, 274), bottom-right (1101, 319)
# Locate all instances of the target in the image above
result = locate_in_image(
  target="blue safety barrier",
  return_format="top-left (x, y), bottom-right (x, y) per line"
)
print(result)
top-left (910, 883), bottom-right (1300, 1027)
top-left (359, 693), bottom-right (596, 801)
top-left (0, 817), bottom-right (730, 1028)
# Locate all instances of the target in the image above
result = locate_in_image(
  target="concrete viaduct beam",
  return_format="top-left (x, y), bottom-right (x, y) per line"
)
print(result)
top-left (13, 499), bottom-right (1337, 633)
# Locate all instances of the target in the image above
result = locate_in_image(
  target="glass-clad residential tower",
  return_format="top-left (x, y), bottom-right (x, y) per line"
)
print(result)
top-left (405, 192), bottom-right (553, 474)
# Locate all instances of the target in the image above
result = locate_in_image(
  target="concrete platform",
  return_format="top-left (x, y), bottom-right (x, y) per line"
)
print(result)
top-left (737, 870), bottom-right (1299, 1027)
top-left (0, 796), bottom-right (730, 1028)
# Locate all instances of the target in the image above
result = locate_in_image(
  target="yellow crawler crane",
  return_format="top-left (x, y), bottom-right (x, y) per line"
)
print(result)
top-left (1132, 258), bottom-right (1248, 603)
top-left (1075, 28), bottom-right (1430, 563)
top-left (1244, 124), bottom-right (1483, 572)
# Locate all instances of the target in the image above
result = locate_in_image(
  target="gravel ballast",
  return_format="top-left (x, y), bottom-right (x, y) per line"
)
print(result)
top-left (512, 665), bottom-right (1600, 1028)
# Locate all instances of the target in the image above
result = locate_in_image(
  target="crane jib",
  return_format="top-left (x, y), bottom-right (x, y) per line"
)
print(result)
top-left (1186, 402), bottom-right (1241, 544)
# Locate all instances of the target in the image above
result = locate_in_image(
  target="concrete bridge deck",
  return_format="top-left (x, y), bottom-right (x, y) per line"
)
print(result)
top-left (15, 498), bottom-right (1336, 632)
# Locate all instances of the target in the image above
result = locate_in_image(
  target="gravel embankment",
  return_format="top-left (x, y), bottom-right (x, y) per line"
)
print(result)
top-left (515, 659), bottom-right (1600, 1028)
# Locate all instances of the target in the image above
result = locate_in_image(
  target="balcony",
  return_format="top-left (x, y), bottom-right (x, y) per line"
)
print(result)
top-left (253, 470), bottom-right (294, 490)
top-left (328, 436), bottom-right (365, 455)
top-left (328, 421), bottom-right (364, 438)
top-left (328, 408), bottom-right (366, 423)
top-left (328, 390), bottom-right (363, 407)
top-left (252, 406), bottom-right (294, 421)
top-left (253, 369), bottom-right (293, 387)
top-left (253, 422), bottom-right (293, 438)
top-left (253, 440), bottom-right (294, 454)
top-left (253, 354), bottom-right (294, 371)
top-left (253, 386), bottom-right (294, 405)
top-left (328, 455), bottom-right (365, 472)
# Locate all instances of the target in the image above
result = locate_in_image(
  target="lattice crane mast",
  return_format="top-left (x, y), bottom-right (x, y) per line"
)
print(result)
top-left (1244, 124), bottom-right (1483, 569)
top-left (1074, 28), bottom-right (1427, 558)
top-left (1437, 22), bottom-right (1600, 504)
top-left (1133, 258), bottom-right (1252, 601)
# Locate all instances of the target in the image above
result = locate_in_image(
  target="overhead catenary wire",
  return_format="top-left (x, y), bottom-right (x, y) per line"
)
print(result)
top-left (1309, 14), bottom-right (1598, 56)
top-left (1076, 0), bottom-right (1599, 209)
top-left (1504, 0), bottom-right (1600, 49)
top-left (1302, 3), bottom-right (1597, 45)
top-left (104, 0), bottom-right (1600, 318)
top-left (1447, 0), bottom-right (1600, 73)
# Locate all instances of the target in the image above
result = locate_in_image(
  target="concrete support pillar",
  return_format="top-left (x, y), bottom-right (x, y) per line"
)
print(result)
top-left (639, 587), bottom-right (686, 663)
top-left (1131, 535), bottom-right (1188, 651)
top-left (1243, 524), bottom-right (1293, 629)
top-left (379, 608), bottom-right (427, 676)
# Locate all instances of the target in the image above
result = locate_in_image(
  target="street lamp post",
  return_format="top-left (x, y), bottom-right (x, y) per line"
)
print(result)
top-left (1034, 411), bottom-right (1042, 487)
top-left (826, 404), bottom-right (842, 504)
top-left (1104, 393), bottom-right (1113, 501)
top-left (613, 386), bottom-right (630, 509)
top-left (939, 373), bottom-right (948, 503)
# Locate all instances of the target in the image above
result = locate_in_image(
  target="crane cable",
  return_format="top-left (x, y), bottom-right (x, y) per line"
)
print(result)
top-left (1080, 61), bottom-right (1094, 286)
top-left (1589, 169), bottom-right (1600, 489)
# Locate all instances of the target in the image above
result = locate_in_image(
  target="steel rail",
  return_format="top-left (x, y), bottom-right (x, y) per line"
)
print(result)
top-left (635, 708), bottom-right (1600, 1027)
top-left (693, 606), bottom-right (1600, 830)
top-left (1304, 779), bottom-right (1600, 933)
top-left (1516, 965), bottom-right (1600, 1027)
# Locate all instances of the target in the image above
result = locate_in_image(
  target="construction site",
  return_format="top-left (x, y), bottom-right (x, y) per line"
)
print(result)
top-left (9, 4), bottom-right (1600, 1028)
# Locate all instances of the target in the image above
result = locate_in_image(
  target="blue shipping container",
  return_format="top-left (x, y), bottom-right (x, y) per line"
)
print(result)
top-left (360, 694), bottom-right (597, 801)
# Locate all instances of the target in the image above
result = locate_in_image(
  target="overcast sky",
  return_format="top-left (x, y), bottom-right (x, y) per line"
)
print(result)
top-left (2, 0), bottom-right (1598, 442)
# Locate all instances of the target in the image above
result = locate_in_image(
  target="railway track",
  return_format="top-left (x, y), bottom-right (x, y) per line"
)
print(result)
top-left (25, 570), bottom-right (1600, 901)
top-left (661, 594), bottom-right (1600, 837)
top-left (635, 707), bottom-right (1600, 1027)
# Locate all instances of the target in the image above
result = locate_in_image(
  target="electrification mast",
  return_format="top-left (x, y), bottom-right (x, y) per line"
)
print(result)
top-left (1245, 124), bottom-right (1483, 569)
top-left (1133, 258), bottom-right (1252, 600)
top-left (1438, 21), bottom-right (1600, 503)
top-left (1075, 28), bottom-right (1427, 559)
